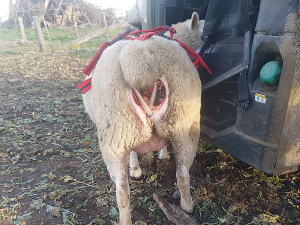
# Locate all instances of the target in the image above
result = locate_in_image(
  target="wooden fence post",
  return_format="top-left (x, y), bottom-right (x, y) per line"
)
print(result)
top-left (103, 13), bottom-right (109, 41)
top-left (42, 16), bottom-right (51, 42)
top-left (18, 17), bottom-right (27, 42)
top-left (73, 15), bottom-right (79, 38)
top-left (32, 16), bottom-right (47, 52)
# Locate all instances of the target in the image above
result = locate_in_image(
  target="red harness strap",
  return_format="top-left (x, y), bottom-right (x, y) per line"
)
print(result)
top-left (83, 42), bottom-right (110, 76)
top-left (77, 77), bottom-right (92, 94)
top-left (78, 25), bottom-right (211, 94)
top-left (175, 39), bottom-right (211, 73)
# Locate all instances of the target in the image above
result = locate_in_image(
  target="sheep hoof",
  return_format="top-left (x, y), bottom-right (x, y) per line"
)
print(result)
top-left (130, 166), bottom-right (143, 180)
top-left (146, 151), bottom-right (154, 158)
top-left (181, 200), bottom-right (195, 214)
top-left (158, 151), bottom-right (170, 160)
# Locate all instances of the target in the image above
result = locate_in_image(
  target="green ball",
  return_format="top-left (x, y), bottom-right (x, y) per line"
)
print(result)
top-left (260, 61), bottom-right (282, 86)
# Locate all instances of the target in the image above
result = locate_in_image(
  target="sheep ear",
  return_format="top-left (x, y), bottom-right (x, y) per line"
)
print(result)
top-left (190, 12), bottom-right (199, 30)
top-left (198, 20), bottom-right (205, 33)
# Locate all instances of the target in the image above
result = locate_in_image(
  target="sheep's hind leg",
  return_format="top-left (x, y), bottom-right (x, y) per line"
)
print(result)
top-left (129, 151), bottom-right (143, 179)
top-left (103, 149), bottom-right (132, 225)
top-left (158, 145), bottom-right (170, 160)
top-left (172, 136), bottom-right (197, 213)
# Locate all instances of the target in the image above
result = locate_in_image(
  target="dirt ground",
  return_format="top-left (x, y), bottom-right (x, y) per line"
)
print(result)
top-left (1, 41), bottom-right (300, 225)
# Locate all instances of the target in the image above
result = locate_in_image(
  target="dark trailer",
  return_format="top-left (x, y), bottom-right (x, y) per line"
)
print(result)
top-left (127, 0), bottom-right (300, 175)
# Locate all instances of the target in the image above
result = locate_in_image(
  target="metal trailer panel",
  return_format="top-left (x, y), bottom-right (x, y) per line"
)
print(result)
top-left (126, 0), bottom-right (300, 175)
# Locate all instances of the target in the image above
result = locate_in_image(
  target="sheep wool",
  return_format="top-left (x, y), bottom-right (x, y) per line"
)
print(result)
top-left (81, 12), bottom-right (206, 225)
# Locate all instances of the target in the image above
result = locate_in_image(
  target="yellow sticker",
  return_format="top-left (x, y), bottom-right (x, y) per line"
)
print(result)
top-left (255, 93), bottom-right (267, 104)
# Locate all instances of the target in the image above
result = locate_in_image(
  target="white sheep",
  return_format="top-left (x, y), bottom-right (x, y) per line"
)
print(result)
top-left (82, 12), bottom-right (205, 225)
top-left (172, 13), bottom-right (205, 51)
